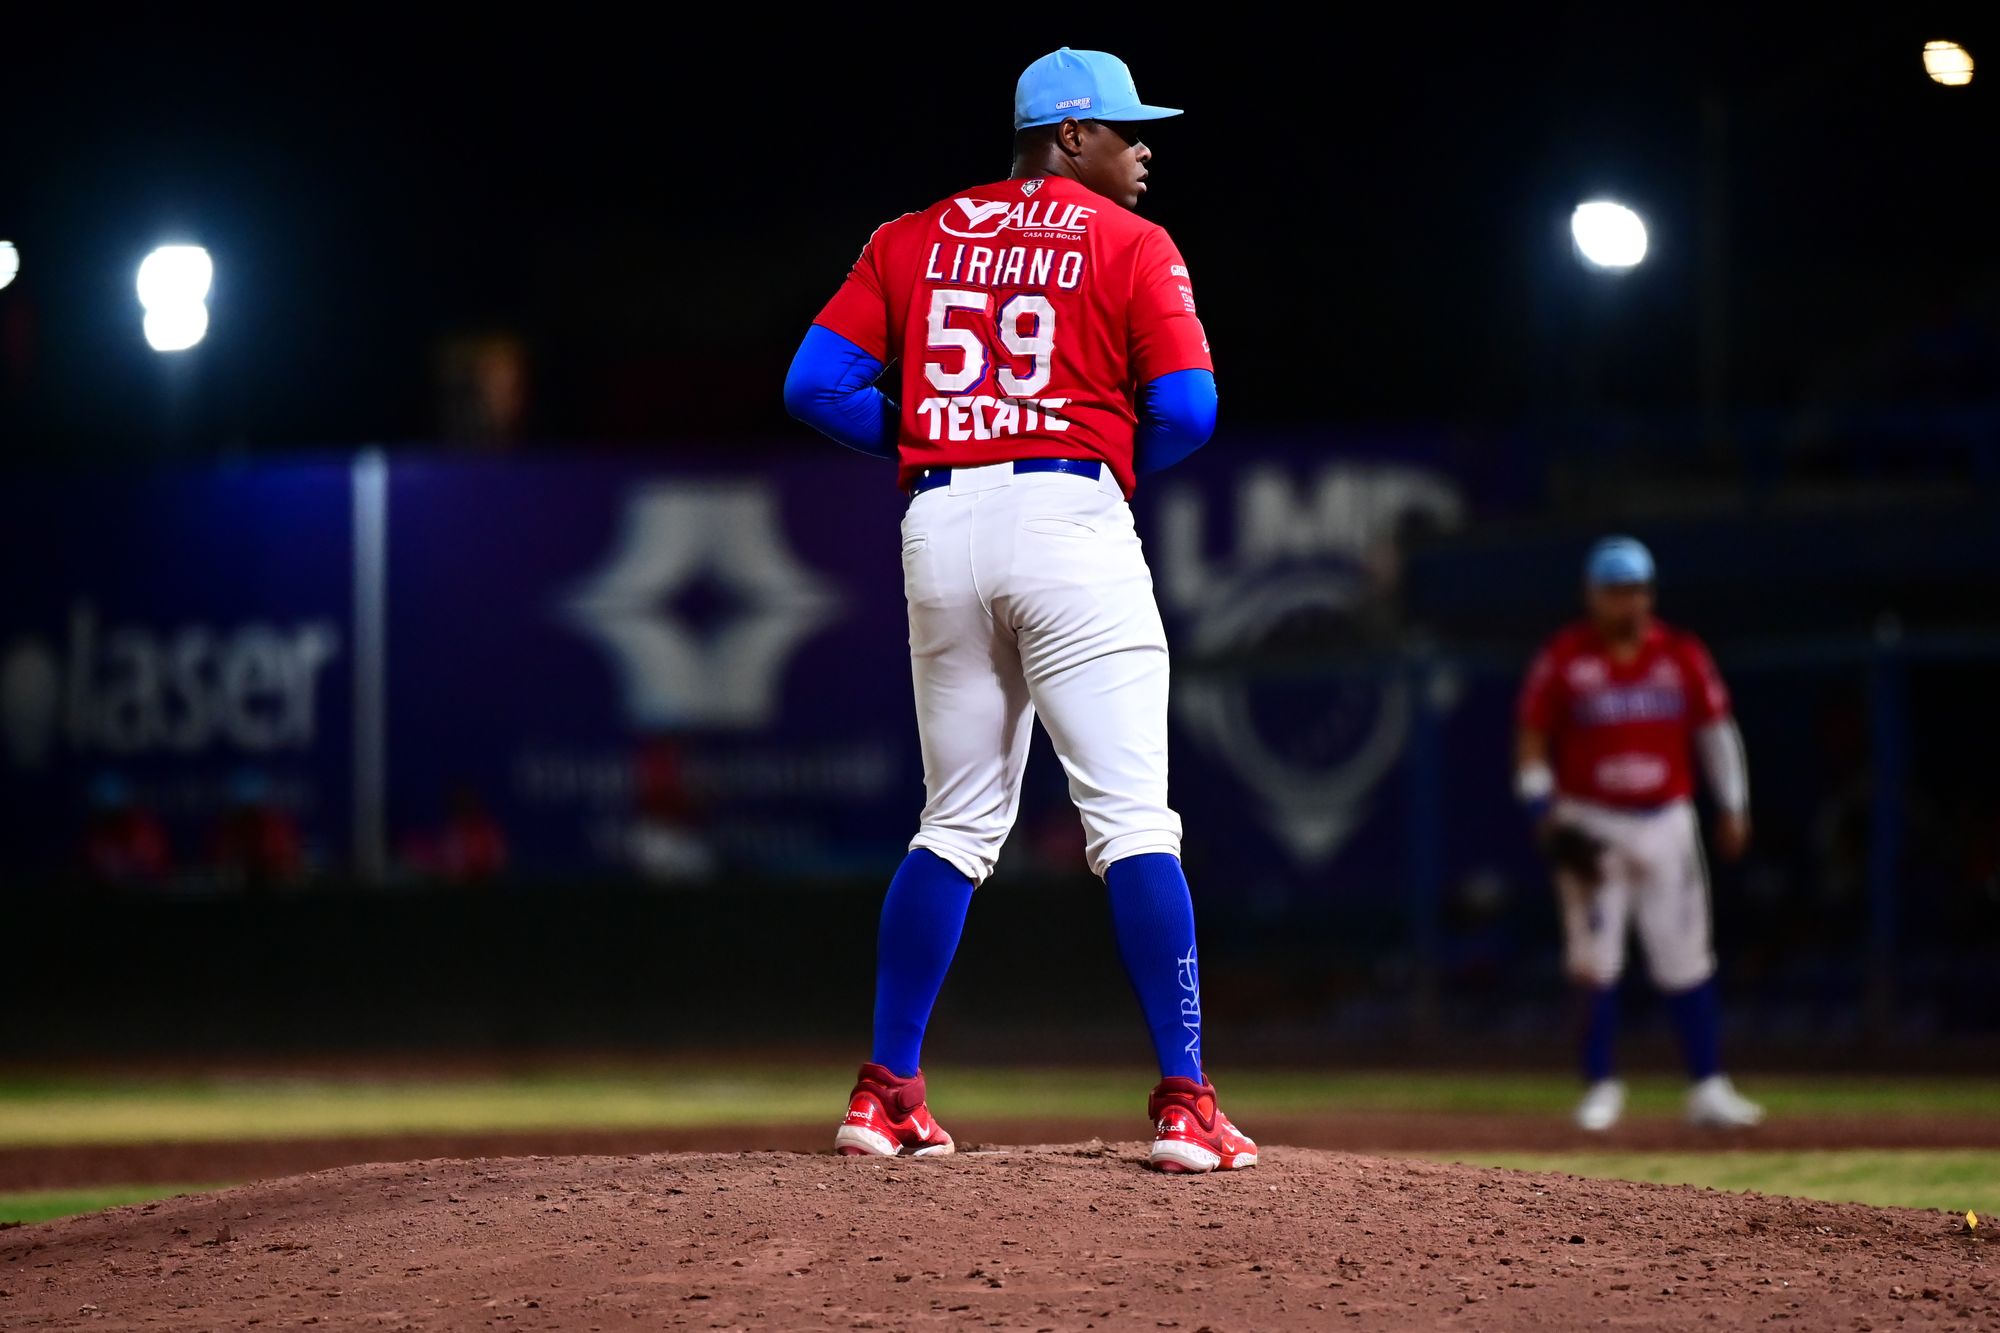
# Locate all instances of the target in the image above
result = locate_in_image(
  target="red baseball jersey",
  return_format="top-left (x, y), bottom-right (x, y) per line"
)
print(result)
top-left (1517, 620), bottom-right (1733, 809)
top-left (811, 175), bottom-right (1212, 497)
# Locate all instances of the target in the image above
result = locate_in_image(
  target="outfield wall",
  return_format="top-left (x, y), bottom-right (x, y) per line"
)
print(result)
top-left (4, 444), bottom-right (1997, 1051)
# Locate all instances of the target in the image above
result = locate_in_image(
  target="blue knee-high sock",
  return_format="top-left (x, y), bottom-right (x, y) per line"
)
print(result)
top-left (1665, 977), bottom-right (1722, 1081)
top-left (1580, 985), bottom-right (1619, 1083)
top-left (870, 849), bottom-right (977, 1078)
top-left (1105, 853), bottom-right (1205, 1083)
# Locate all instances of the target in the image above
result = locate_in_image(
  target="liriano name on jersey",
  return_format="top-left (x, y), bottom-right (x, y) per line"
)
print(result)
top-left (925, 190), bottom-right (1099, 287)
top-left (913, 200), bottom-right (1098, 441)
top-left (923, 243), bottom-right (1087, 290)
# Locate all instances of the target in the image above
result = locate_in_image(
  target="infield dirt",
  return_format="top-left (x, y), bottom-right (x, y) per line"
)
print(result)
top-left (3, 1144), bottom-right (1993, 1331)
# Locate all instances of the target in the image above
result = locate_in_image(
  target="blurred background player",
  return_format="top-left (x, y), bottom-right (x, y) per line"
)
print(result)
top-left (1515, 537), bottom-right (1765, 1132)
top-left (78, 773), bottom-right (171, 887)
top-left (784, 48), bottom-right (1255, 1173)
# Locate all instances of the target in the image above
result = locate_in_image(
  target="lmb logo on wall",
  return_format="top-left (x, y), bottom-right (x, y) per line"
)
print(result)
top-left (1149, 462), bottom-right (1464, 866)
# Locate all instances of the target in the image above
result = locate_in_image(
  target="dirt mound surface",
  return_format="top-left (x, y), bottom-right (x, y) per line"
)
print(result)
top-left (3, 1145), bottom-right (1991, 1331)
top-left (9, 1111), bottom-right (1993, 1193)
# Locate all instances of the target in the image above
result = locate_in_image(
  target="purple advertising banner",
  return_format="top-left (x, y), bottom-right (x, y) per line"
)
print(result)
top-left (384, 453), bottom-right (917, 880)
top-left (3, 441), bottom-right (1515, 892)
top-left (0, 462), bottom-right (356, 880)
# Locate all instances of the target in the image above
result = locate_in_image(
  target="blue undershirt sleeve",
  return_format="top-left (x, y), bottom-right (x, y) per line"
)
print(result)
top-left (1134, 368), bottom-right (1219, 475)
top-left (782, 325), bottom-right (899, 460)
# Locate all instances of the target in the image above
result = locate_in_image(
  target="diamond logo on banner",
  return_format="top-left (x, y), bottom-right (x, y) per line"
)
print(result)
top-left (563, 482), bottom-right (841, 728)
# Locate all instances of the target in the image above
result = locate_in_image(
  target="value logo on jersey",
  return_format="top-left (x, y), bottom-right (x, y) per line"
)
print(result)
top-left (941, 197), bottom-right (1096, 240)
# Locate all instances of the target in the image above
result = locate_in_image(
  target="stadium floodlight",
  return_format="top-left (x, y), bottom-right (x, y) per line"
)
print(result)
top-left (137, 244), bottom-right (213, 352)
top-left (0, 241), bottom-right (17, 291)
top-left (142, 304), bottom-right (211, 354)
top-left (137, 245), bottom-right (213, 310)
top-left (1923, 40), bottom-right (1974, 87)
top-left (1570, 201), bottom-right (1648, 271)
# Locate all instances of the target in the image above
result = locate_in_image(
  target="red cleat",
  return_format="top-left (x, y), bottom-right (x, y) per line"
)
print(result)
top-left (1147, 1076), bottom-right (1258, 1174)
top-left (833, 1063), bottom-right (955, 1158)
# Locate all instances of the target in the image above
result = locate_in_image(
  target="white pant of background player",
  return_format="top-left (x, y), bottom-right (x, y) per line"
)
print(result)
top-left (899, 462), bottom-right (1180, 884)
top-left (1553, 797), bottom-right (1713, 993)
top-left (1554, 794), bottom-right (1763, 1131)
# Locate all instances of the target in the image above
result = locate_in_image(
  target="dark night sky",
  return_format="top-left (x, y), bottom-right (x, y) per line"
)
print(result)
top-left (2, 8), bottom-right (1994, 455)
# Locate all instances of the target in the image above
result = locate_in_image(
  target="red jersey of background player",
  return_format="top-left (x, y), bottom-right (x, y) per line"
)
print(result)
top-left (1517, 620), bottom-right (1733, 809)
top-left (811, 175), bottom-right (1211, 497)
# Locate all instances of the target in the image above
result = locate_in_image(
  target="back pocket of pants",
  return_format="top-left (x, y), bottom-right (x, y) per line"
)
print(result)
top-left (1023, 516), bottom-right (1096, 538)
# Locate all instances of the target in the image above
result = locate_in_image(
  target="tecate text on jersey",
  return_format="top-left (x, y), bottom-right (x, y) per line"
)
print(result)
top-left (914, 394), bottom-right (1074, 441)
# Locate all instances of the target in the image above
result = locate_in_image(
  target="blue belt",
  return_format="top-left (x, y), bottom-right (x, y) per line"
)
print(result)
top-left (910, 458), bottom-right (1102, 495)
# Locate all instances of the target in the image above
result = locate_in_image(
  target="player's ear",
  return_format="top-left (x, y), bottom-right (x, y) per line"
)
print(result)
top-left (1057, 117), bottom-right (1088, 156)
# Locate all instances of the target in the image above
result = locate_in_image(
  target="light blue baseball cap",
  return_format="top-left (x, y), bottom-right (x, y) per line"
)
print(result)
top-left (1585, 535), bottom-right (1656, 586)
top-left (1014, 48), bottom-right (1182, 131)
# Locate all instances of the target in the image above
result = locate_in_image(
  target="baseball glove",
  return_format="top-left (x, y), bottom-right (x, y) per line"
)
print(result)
top-left (1541, 823), bottom-right (1606, 888)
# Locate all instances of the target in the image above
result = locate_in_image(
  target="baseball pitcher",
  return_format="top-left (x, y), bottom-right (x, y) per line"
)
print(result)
top-left (1516, 537), bottom-right (1764, 1132)
top-left (783, 48), bottom-right (1255, 1172)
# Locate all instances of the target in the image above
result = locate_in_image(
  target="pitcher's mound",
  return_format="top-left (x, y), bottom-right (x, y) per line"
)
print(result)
top-left (3, 1143), bottom-right (1990, 1330)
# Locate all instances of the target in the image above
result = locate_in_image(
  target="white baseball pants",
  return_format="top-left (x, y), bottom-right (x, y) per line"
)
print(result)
top-left (900, 462), bottom-right (1182, 883)
top-left (1554, 797), bottom-right (1715, 992)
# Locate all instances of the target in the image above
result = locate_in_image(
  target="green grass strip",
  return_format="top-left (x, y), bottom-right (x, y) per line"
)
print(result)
top-left (1450, 1149), bottom-right (2000, 1214)
top-left (0, 1184), bottom-right (230, 1226)
top-left (0, 1069), bottom-right (1993, 1146)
